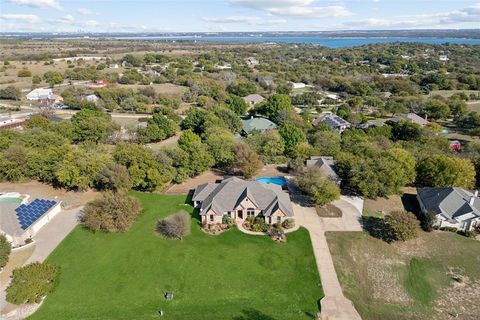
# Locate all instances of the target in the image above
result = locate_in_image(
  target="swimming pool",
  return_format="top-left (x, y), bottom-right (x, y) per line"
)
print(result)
top-left (255, 177), bottom-right (287, 186)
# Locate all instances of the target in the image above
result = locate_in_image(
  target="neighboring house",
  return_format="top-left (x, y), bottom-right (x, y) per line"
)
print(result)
top-left (417, 187), bottom-right (480, 231)
top-left (288, 82), bottom-right (306, 89)
top-left (26, 88), bottom-right (53, 101)
top-left (0, 194), bottom-right (61, 247)
top-left (242, 117), bottom-right (277, 135)
top-left (90, 80), bottom-right (109, 88)
top-left (192, 177), bottom-right (294, 225)
top-left (243, 94), bottom-right (265, 107)
top-left (0, 116), bottom-right (26, 130)
top-left (109, 64), bottom-right (119, 69)
top-left (306, 156), bottom-right (340, 183)
top-left (245, 56), bottom-right (259, 67)
top-left (449, 140), bottom-right (461, 152)
top-left (312, 114), bottom-right (351, 132)
top-left (439, 55), bottom-right (449, 61)
top-left (85, 94), bottom-right (99, 103)
top-left (257, 76), bottom-right (274, 88)
top-left (39, 94), bottom-right (63, 107)
top-left (390, 113), bottom-right (429, 127)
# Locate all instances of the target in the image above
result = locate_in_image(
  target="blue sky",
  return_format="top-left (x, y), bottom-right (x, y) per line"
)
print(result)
top-left (1, 0), bottom-right (479, 32)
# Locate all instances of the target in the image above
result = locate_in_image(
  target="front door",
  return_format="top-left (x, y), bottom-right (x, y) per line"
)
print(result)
top-left (237, 210), bottom-right (243, 219)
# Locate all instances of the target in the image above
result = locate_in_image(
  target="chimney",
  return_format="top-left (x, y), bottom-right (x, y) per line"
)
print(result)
top-left (470, 196), bottom-right (475, 206)
top-left (475, 190), bottom-right (479, 197)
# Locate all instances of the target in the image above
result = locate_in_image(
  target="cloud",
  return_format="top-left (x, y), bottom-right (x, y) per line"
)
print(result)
top-left (0, 13), bottom-right (41, 24)
top-left (7, 0), bottom-right (62, 10)
top-left (344, 3), bottom-right (480, 29)
top-left (230, 0), bottom-right (351, 18)
top-left (81, 20), bottom-right (100, 27)
top-left (49, 14), bottom-right (74, 24)
top-left (203, 15), bottom-right (286, 26)
top-left (77, 8), bottom-right (94, 15)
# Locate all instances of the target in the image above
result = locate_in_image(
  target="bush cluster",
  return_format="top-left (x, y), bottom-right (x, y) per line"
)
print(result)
top-left (156, 211), bottom-right (191, 240)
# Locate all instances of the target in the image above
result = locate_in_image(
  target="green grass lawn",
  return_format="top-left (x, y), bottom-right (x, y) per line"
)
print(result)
top-left (326, 231), bottom-right (480, 320)
top-left (29, 192), bottom-right (322, 320)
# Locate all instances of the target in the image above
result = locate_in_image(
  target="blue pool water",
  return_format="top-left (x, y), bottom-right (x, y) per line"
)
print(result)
top-left (256, 177), bottom-right (287, 186)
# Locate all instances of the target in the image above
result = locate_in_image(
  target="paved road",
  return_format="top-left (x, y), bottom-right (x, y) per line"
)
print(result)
top-left (0, 207), bottom-right (82, 318)
top-left (293, 198), bottom-right (363, 320)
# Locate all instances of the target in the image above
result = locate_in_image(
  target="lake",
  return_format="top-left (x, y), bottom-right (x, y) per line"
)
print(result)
top-left (115, 36), bottom-right (480, 48)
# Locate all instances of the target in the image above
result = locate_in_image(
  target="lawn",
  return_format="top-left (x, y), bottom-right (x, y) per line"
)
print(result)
top-left (29, 192), bottom-right (322, 320)
top-left (326, 231), bottom-right (480, 320)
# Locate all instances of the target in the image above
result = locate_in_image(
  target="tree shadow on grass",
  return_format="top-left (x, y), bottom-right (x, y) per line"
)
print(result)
top-left (232, 309), bottom-right (277, 320)
top-left (362, 216), bottom-right (395, 243)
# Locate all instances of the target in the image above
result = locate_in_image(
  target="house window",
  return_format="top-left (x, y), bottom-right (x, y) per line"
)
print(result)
top-left (247, 208), bottom-right (255, 217)
top-left (276, 216), bottom-right (281, 223)
top-left (209, 215), bottom-right (214, 222)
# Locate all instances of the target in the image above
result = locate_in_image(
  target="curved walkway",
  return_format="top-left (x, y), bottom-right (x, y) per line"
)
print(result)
top-left (293, 200), bottom-right (363, 320)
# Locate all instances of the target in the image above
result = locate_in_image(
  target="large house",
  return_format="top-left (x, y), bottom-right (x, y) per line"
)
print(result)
top-left (306, 156), bottom-right (340, 183)
top-left (26, 88), bottom-right (53, 101)
top-left (242, 117), bottom-right (277, 135)
top-left (390, 113), bottom-right (429, 127)
top-left (312, 114), bottom-right (351, 132)
top-left (192, 177), bottom-right (294, 225)
top-left (0, 192), bottom-right (61, 247)
top-left (243, 94), bottom-right (265, 107)
top-left (417, 187), bottom-right (480, 231)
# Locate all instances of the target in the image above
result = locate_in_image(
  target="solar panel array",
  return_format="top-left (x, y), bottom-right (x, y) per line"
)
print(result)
top-left (15, 199), bottom-right (57, 230)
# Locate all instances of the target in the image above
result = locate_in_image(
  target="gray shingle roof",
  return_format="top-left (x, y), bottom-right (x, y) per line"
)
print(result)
top-left (306, 156), bottom-right (339, 182)
top-left (417, 187), bottom-right (480, 221)
top-left (193, 177), bottom-right (294, 217)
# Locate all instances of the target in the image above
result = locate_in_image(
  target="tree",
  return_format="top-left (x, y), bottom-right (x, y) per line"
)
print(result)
top-left (0, 234), bottom-right (11, 270)
top-left (204, 127), bottom-right (235, 166)
top-left (156, 211), bottom-right (191, 240)
top-left (138, 112), bottom-right (178, 143)
top-left (279, 123), bottom-right (306, 156)
top-left (421, 211), bottom-right (437, 232)
top-left (422, 99), bottom-right (451, 120)
top-left (55, 145), bottom-right (112, 190)
top-left (178, 130), bottom-right (215, 175)
top-left (113, 142), bottom-right (174, 190)
top-left (80, 192), bottom-right (142, 232)
top-left (181, 108), bottom-right (208, 134)
top-left (213, 106), bottom-right (242, 134)
top-left (416, 155), bottom-right (476, 189)
top-left (6, 262), bottom-right (58, 304)
top-left (294, 166), bottom-right (340, 206)
top-left (226, 81), bottom-right (256, 96)
top-left (255, 94), bottom-right (293, 123)
top-left (71, 109), bottom-right (115, 143)
top-left (234, 142), bottom-right (262, 178)
top-left (309, 129), bottom-right (341, 156)
top-left (246, 130), bottom-right (285, 163)
top-left (43, 71), bottom-right (63, 87)
top-left (0, 86), bottom-right (20, 100)
top-left (226, 95), bottom-right (248, 115)
top-left (391, 120), bottom-right (423, 141)
top-left (385, 211), bottom-right (420, 241)
top-left (96, 163), bottom-right (132, 192)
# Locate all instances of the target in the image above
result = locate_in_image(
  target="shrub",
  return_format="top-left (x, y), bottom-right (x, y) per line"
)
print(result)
top-left (385, 211), bottom-right (420, 241)
top-left (222, 215), bottom-right (235, 226)
top-left (17, 69), bottom-right (32, 77)
top-left (80, 192), bottom-right (142, 232)
top-left (6, 262), bottom-right (58, 304)
top-left (421, 211), bottom-right (437, 232)
top-left (0, 234), bottom-right (11, 270)
top-left (457, 230), bottom-right (476, 238)
top-left (439, 226), bottom-right (458, 233)
top-left (294, 167), bottom-right (340, 206)
top-left (156, 211), bottom-right (191, 240)
top-left (282, 218), bottom-right (295, 229)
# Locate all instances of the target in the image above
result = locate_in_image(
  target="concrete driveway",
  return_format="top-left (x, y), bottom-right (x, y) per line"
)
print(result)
top-left (294, 200), bottom-right (363, 320)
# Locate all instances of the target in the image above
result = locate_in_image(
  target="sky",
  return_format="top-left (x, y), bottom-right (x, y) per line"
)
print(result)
top-left (0, 0), bottom-right (480, 33)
